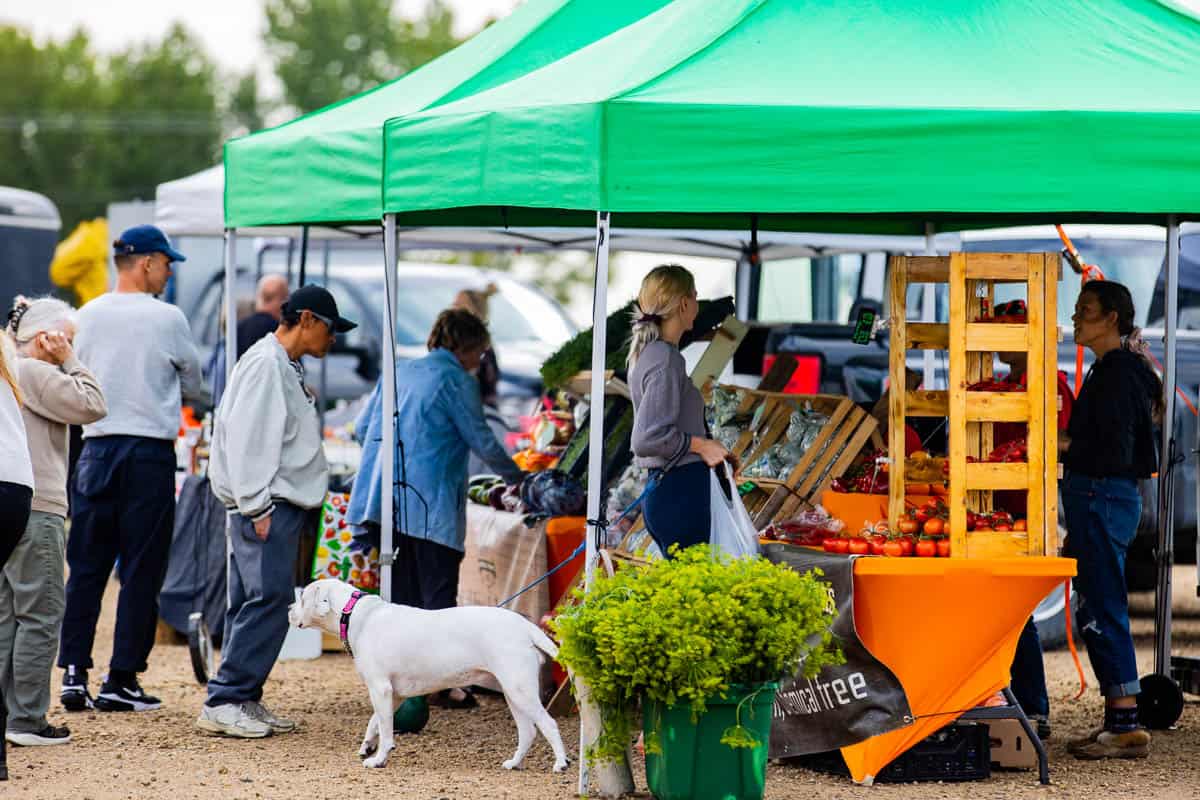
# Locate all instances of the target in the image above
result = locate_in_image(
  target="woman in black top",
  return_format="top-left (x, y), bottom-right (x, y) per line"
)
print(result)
top-left (1061, 281), bottom-right (1162, 761)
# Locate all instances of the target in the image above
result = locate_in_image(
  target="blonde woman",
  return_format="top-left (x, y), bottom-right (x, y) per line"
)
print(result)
top-left (628, 265), bottom-right (732, 556)
top-left (0, 324), bottom-right (33, 779)
top-left (1, 297), bottom-right (105, 746)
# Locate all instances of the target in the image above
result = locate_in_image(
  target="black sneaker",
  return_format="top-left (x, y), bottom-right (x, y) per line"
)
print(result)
top-left (6, 724), bottom-right (72, 746)
top-left (95, 678), bottom-right (162, 712)
top-left (60, 666), bottom-right (93, 712)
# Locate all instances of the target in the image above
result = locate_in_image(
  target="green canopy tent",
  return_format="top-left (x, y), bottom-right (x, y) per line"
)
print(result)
top-left (370, 0), bottom-right (1200, 784)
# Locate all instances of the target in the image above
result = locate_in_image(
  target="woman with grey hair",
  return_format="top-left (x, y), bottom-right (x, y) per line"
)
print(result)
top-left (1, 296), bottom-right (105, 746)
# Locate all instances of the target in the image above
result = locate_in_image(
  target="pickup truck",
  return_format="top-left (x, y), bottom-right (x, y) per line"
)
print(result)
top-left (727, 225), bottom-right (1199, 644)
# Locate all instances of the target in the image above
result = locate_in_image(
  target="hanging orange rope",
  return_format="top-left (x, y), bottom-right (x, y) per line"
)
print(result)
top-left (1062, 579), bottom-right (1089, 701)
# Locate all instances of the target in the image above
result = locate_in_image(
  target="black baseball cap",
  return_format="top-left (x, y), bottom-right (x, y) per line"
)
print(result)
top-left (283, 285), bottom-right (357, 333)
top-left (114, 224), bottom-right (186, 262)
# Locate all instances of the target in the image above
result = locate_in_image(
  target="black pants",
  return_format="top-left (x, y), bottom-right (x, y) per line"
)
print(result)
top-left (1, 480), bottom-right (33, 770)
top-left (393, 534), bottom-right (464, 611)
top-left (643, 461), bottom-right (713, 557)
top-left (59, 437), bottom-right (175, 674)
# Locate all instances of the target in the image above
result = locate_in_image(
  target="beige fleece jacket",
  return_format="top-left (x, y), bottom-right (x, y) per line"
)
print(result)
top-left (16, 355), bottom-right (107, 517)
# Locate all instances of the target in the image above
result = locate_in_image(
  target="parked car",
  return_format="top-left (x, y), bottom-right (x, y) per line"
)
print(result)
top-left (0, 186), bottom-right (61, 302)
top-left (186, 262), bottom-right (576, 424)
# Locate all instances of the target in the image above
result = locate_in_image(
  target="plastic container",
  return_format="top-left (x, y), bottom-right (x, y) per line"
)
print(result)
top-left (643, 682), bottom-right (777, 800)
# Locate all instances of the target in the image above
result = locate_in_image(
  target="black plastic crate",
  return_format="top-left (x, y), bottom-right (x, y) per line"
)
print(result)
top-left (789, 722), bottom-right (991, 784)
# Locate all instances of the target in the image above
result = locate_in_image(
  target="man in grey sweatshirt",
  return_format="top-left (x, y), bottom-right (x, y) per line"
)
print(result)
top-left (198, 285), bottom-right (355, 739)
top-left (59, 225), bottom-right (209, 714)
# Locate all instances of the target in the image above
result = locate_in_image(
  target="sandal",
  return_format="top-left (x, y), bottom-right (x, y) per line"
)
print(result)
top-left (428, 689), bottom-right (478, 709)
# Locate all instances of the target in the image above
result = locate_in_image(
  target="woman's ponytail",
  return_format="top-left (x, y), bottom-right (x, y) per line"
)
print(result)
top-left (626, 265), bottom-right (696, 371)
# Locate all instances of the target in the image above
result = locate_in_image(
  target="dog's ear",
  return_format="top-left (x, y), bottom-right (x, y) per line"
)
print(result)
top-left (314, 582), bottom-right (333, 616)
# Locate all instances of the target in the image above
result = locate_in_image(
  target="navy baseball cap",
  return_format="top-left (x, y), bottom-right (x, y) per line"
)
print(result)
top-left (114, 224), bottom-right (186, 263)
top-left (283, 284), bottom-right (357, 333)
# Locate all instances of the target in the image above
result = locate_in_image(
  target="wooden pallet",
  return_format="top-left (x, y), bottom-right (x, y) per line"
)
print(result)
top-left (888, 253), bottom-right (1060, 558)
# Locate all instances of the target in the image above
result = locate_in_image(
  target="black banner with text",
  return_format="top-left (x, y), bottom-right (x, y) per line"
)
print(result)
top-left (763, 544), bottom-right (912, 756)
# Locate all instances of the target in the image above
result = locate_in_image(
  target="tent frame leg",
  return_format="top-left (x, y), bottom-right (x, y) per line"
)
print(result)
top-left (380, 214), bottom-right (399, 603)
top-left (959, 686), bottom-right (1049, 785)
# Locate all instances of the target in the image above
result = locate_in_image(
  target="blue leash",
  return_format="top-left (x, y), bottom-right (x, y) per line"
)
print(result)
top-left (496, 475), bottom-right (659, 609)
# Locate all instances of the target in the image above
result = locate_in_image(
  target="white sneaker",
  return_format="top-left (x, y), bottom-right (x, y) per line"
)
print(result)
top-left (195, 703), bottom-right (272, 739)
top-left (244, 701), bottom-right (297, 733)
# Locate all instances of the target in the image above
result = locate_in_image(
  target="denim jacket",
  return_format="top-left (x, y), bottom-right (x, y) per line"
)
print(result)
top-left (347, 349), bottom-right (524, 552)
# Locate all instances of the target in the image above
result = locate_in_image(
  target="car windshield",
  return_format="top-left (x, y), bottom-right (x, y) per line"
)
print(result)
top-left (347, 272), bottom-right (548, 347)
top-left (963, 237), bottom-right (1164, 328)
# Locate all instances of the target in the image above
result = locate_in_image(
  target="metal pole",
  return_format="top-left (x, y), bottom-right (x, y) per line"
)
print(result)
top-left (381, 215), bottom-right (399, 603)
top-left (223, 229), bottom-right (238, 385)
top-left (1155, 217), bottom-right (1180, 677)
top-left (298, 225), bottom-right (310, 286)
top-left (319, 239), bottom-right (331, 430)
top-left (922, 222), bottom-right (937, 389)
top-left (579, 210), bottom-right (612, 796)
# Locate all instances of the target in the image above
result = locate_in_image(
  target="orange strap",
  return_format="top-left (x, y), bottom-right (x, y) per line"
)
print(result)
top-left (1063, 578), bottom-right (1088, 700)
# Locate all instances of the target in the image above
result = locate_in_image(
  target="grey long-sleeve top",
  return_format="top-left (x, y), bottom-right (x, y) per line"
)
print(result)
top-left (629, 340), bottom-right (706, 469)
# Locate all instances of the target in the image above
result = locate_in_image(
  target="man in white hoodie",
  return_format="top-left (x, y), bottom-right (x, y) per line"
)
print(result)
top-left (198, 285), bottom-right (355, 738)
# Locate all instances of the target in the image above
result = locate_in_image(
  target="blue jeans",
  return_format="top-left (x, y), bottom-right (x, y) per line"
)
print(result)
top-left (1061, 473), bottom-right (1141, 698)
top-left (643, 462), bottom-right (712, 557)
top-left (206, 502), bottom-right (309, 706)
top-left (1010, 617), bottom-right (1049, 718)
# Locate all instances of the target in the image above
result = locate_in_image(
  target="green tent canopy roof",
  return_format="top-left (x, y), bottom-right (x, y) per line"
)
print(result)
top-left (223, 0), bottom-right (672, 228)
top-left (379, 0), bottom-right (1200, 232)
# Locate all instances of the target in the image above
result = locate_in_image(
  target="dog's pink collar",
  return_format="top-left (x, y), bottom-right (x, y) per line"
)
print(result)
top-left (339, 590), bottom-right (367, 656)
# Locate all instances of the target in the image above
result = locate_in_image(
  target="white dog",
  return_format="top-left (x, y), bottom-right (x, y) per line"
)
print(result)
top-left (290, 579), bottom-right (569, 772)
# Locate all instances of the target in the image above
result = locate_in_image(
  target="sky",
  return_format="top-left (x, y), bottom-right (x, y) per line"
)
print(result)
top-left (0, 0), bottom-right (521, 89)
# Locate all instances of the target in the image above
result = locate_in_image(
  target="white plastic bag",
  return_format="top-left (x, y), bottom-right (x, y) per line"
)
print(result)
top-left (709, 462), bottom-right (761, 559)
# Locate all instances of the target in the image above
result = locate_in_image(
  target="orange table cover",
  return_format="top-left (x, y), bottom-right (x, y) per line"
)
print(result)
top-left (840, 557), bottom-right (1076, 785)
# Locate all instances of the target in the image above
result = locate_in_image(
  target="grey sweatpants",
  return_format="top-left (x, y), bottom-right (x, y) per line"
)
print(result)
top-left (205, 502), bottom-right (308, 707)
top-left (0, 511), bottom-right (66, 733)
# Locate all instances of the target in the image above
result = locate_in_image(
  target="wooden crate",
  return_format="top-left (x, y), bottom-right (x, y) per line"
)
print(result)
top-left (715, 388), bottom-right (878, 528)
top-left (888, 253), bottom-right (1060, 558)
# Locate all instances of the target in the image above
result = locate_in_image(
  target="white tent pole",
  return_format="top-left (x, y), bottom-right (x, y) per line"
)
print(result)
top-left (381, 214), bottom-right (399, 603)
top-left (578, 210), bottom-right (634, 798)
top-left (223, 228), bottom-right (238, 386)
top-left (1155, 217), bottom-right (1180, 677)
top-left (922, 222), bottom-right (936, 389)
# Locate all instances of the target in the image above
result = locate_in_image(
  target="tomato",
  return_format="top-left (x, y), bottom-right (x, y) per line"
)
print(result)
top-left (936, 538), bottom-right (951, 558)
top-left (915, 539), bottom-right (937, 558)
top-left (823, 539), bottom-right (839, 553)
top-left (1013, 519), bottom-right (1027, 532)
top-left (923, 518), bottom-right (944, 536)
top-left (994, 523), bottom-right (1012, 532)
top-left (897, 519), bottom-right (919, 535)
top-left (831, 538), bottom-right (850, 554)
top-left (897, 536), bottom-right (915, 557)
top-left (974, 524), bottom-right (992, 533)
top-left (848, 539), bottom-right (870, 556)
top-left (869, 538), bottom-right (887, 556)
top-left (882, 540), bottom-right (904, 557)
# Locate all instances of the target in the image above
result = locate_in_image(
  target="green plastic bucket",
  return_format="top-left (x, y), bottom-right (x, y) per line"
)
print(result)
top-left (643, 682), bottom-right (778, 800)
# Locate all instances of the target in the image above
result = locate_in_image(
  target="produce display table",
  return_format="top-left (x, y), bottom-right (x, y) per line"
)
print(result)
top-left (840, 556), bottom-right (1076, 784)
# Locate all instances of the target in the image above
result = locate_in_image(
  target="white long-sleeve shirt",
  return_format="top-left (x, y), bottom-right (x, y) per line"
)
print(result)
top-left (0, 360), bottom-right (34, 490)
top-left (208, 334), bottom-right (328, 518)
top-left (74, 292), bottom-right (208, 440)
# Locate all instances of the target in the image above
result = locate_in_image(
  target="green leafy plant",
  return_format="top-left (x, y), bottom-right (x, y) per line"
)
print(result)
top-left (552, 545), bottom-right (842, 762)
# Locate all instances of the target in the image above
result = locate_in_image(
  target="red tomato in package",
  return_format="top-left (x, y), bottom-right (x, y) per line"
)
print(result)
top-left (848, 539), bottom-right (870, 556)
top-left (869, 538), bottom-right (887, 556)
top-left (915, 539), bottom-right (937, 558)
top-left (897, 536), bottom-right (915, 557)
top-left (882, 540), bottom-right (904, 557)
top-left (936, 539), bottom-right (951, 558)
top-left (831, 538), bottom-right (851, 555)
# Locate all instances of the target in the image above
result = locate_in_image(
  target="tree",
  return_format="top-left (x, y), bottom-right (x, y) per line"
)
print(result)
top-left (0, 23), bottom-right (224, 231)
top-left (264, 0), bottom-right (462, 114)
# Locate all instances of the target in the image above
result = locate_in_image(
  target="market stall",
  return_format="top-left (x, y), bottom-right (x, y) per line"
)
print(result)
top-left (218, 0), bottom-right (1200, 793)
top-left (367, 0), bottom-right (1200, 791)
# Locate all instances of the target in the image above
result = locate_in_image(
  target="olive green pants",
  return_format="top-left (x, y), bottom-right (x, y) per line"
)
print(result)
top-left (0, 511), bottom-right (66, 733)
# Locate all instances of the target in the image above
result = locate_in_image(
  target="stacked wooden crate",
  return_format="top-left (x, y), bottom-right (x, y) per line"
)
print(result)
top-left (888, 252), bottom-right (1060, 557)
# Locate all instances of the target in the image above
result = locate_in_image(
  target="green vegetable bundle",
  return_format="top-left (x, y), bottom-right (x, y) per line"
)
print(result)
top-left (552, 545), bottom-right (842, 762)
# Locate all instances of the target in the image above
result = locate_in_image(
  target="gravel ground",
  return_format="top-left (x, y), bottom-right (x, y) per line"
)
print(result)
top-left (4, 573), bottom-right (1200, 799)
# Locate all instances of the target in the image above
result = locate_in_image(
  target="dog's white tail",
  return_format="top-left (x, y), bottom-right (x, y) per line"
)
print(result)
top-left (528, 622), bottom-right (559, 660)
